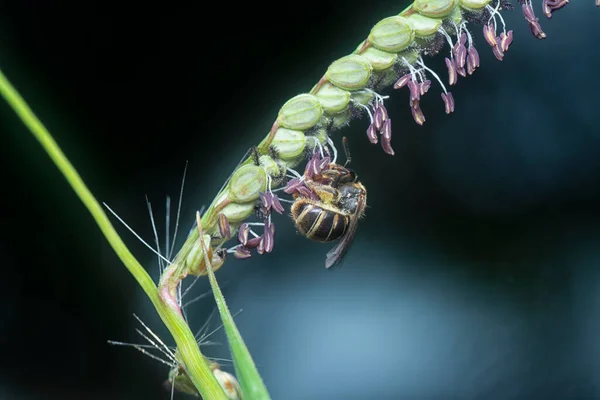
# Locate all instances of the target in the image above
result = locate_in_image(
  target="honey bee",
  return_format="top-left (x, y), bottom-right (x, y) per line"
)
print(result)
top-left (290, 162), bottom-right (367, 268)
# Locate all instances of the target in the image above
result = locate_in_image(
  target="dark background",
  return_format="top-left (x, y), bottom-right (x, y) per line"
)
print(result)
top-left (1, 1), bottom-right (599, 399)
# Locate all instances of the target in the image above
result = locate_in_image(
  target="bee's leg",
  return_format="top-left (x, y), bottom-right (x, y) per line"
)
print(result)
top-left (330, 175), bottom-right (341, 188)
top-left (310, 183), bottom-right (339, 203)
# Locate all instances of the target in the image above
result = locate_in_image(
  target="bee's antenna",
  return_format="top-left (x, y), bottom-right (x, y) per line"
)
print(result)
top-left (342, 137), bottom-right (351, 167)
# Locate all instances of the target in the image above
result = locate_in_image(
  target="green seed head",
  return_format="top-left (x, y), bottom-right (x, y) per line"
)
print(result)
top-left (371, 68), bottom-right (401, 89)
top-left (458, 0), bottom-right (491, 11)
top-left (359, 46), bottom-right (398, 71)
top-left (270, 127), bottom-right (307, 161)
top-left (258, 154), bottom-right (280, 178)
top-left (405, 13), bottom-right (443, 37)
top-left (315, 82), bottom-right (351, 113)
top-left (307, 128), bottom-right (329, 150)
top-left (368, 16), bottom-right (415, 53)
top-left (220, 201), bottom-right (255, 223)
top-left (413, 0), bottom-right (457, 18)
top-left (277, 93), bottom-right (323, 130)
top-left (448, 3), bottom-right (464, 24)
top-left (350, 89), bottom-right (374, 106)
top-left (397, 48), bottom-right (420, 68)
top-left (329, 110), bottom-right (352, 130)
top-left (185, 234), bottom-right (225, 276)
top-left (326, 54), bottom-right (373, 90)
top-left (228, 164), bottom-right (267, 203)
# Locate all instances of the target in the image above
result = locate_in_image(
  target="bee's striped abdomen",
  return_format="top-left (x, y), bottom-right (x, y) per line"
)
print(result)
top-left (291, 201), bottom-right (349, 242)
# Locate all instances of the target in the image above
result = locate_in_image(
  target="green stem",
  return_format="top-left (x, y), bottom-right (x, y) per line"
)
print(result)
top-left (0, 67), bottom-right (228, 400)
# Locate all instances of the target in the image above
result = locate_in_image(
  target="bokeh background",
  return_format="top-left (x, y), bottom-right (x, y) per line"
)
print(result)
top-left (1, 1), bottom-right (599, 399)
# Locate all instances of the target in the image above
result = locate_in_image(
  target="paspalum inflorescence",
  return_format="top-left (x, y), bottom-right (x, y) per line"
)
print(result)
top-left (164, 0), bottom-right (596, 286)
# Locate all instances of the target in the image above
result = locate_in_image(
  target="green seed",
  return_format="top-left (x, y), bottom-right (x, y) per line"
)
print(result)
top-left (228, 164), bottom-right (266, 203)
top-left (258, 154), bottom-right (280, 178)
top-left (413, 0), bottom-right (457, 18)
top-left (329, 111), bottom-right (351, 130)
top-left (315, 82), bottom-right (351, 113)
top-left (277, 94), bottom-right (323, 130)
top-left (185, 234), bottom-right (210, 274)
top-left (220, 201), bottom-right (255, 223)
top-left (458, 0), bottom-right (491, 10)
top-left (368, 16), bottom-right (415, 53)
top-left (326, 54), bottom-right (373, 90)
top-left (448, 3), bottom-right (463, 25)
top-left (359, 46), bottom-right (398, 71)
top-left (350, 90), bottom-right (374, 106)
top-left (270, 127), bottom-right (306, 160)
top-left (398, 49), bottom-right (420, 66)
top-left (405, 13), bottom-right (443, 37)
top-left (308, 128), bottom-right (329, 150)
top-left (371, 68), bottom-right (400, 88)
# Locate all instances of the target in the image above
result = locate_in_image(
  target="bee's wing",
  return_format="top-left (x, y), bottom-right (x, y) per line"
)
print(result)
top-left (324, 190), bottom-right (366, 268)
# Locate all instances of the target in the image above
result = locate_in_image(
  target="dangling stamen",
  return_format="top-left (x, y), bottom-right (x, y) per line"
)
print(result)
top-left (452, 20), bottom-right (462, 38)
top-left (326, 135), bottom-right (338, 165)
top-left (307, 136), bottom-right (324, 158)
top-left (464, 25), bottom-right (474, 48)
top-left (486, 3), bottom-right (507, 35)
top-left (417, 57), bottom-right (448, 94)
top-left (286, 167), bottom-right (303, 179)
top-left (438, 27), bottom-right (455, 57)
top-left (401, 57), bottom-right (424, 83)
top-left (416, 57), bottom-right (454, 115)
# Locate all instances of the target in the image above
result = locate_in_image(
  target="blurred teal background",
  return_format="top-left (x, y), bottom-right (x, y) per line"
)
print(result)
top-left (1, 1), bottom-right (599, 399)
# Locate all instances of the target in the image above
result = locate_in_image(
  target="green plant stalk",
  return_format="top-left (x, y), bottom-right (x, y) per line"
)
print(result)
top-left (197, 212), bottom-right (271, 400)
top-left (0, 67), bottom-right (228, 400)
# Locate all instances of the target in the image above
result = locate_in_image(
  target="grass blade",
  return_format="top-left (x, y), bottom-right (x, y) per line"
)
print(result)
top-left (196, 212), bottom-right (271, 400)
top-left (0, 67), bottom-right (228, 400)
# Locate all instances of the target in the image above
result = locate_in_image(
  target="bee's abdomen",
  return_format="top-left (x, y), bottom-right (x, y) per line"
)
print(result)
top-left (291, 201), bottom-right (349, 242)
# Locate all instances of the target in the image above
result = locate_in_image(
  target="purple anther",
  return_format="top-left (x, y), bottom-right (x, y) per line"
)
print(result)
top-left (262, 219), bottom-right (275, 253)
top-left (284, 178), bottom-right (304, 195)
top-left (500, 30), bottom-right (513, 52)
top-left (445, 57), bottom-right (458, 86)
top-left (366, 123), bottom-right (378, 144)
top-left (394, 74), bottom-right (412, 89)
top-left (382, 119), bottom-right (392, 141)
top-left (411, 103), bottom-right (426, 125)
top-left (407, 79), bottom-right (420, 102)
top-left (441, 92), bottom-right (455, 114)
top-left (492, 44), bottom-right (504, 61)
top-left (233, 246), bottom-right (251, 259)
top-left (218, 213), bottom-right (230, 239)
top-left (455, 45), bottom-right (467, 69)
top-left (238, 223), bottom-right (250, 246)
top-left (374, 105), bottom-right (385, 130)
top-left (483, 24), bottom-right (498, 47)
top-left (271, 194), bottom-right (285, 214)
top-left (381, 135), bottom-right (395, 156)
top-left (420, 80), bottom-right (431, 96)
top-left (467, 46), bottom-right (479, 75)
top-left (259, 192), bottom-right (272, 211)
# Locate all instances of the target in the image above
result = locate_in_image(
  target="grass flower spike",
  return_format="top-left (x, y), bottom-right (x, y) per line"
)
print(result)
top-left (168, 0), bottom-right (596, 277)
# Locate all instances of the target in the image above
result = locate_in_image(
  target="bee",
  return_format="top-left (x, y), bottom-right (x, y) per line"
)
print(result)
top-left (290, 155), bottom-right (367, 268)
